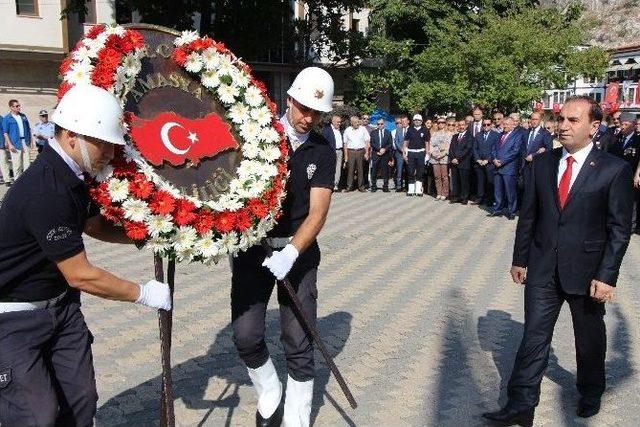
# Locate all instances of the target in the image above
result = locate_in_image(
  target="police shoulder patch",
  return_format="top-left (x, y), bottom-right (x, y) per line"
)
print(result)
top-left (307, 163), bottom-right (317, 180)
top-left (0, 369), bottom-right (11, 389)
top-left (46, 226), bottom-right (73, 242)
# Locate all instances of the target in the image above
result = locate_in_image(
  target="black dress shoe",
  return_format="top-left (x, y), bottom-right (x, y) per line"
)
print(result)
top-left (507, 214), bottom-right (515, 220)
top-left (487, 211), bottom-right (502, 217)
top-left (460, 200), bottom-right (468, 205)
top-left (382, 187), bottom-right (390, 192)
top-left (482, 406), bottom-right (534, 426)
top-left (577, 397), bottom-right (601, 418)
top-left (371, 187), bottom-right (378, 192)
top-left (256, 397), bottom-right (284, 427)
top-left (395, 188), bottom-right (404, 192)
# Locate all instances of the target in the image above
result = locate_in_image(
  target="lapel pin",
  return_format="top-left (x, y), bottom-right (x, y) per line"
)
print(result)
top-left (589, 161), bottom-right (595, 166)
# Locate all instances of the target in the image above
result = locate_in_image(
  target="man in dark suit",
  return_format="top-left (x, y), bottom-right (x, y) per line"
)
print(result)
top-left (368, 118), bottom-right (393, 192)
top-left (609, 112), bottom-right (640, 232)
top-left (520, 112), bottom-right (553, 187)
top-left (483, 96), bottom-right (633, 426)
top-left (488, 117), bottom-right (523, 219)
top-left (322, 114), bottom-right (345, 191)
top-left (591, 122), bottom-right (614, 151)
top-left (449, 119), bottom-right (474, 204)
top-left (472, 118), bottom-right (499, 205)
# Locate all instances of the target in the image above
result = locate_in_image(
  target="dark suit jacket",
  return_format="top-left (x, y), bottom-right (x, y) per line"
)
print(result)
top-left (474, 130), bottom-right (499, 161)
top-left (607, 132), bottom-right (640, 172)
top-left (492, 130), bottom-right (523, 176)
top-left (522, 126), bottom-right (553, 157)
top-left (592, 127), bottom-right (615, 152)
top-left (322, 124), bottom-right (340, 150)
top-left (369, 128), bottom-right (393, 153)
top-left (449, 131), bottom-right (474, 169)
top-left (513, 147), bottom-right (633, 294)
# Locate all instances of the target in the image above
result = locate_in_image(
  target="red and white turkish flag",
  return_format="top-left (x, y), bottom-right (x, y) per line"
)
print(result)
top-left (130, 111), bottom-right (239, 166)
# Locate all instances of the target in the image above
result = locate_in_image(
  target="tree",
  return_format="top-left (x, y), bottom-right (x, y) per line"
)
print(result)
top-left (350, 0), bottom-right (608, 115)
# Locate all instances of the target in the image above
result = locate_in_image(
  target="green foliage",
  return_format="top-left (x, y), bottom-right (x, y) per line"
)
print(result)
top-left (349, 0), bottom-right (608, 114)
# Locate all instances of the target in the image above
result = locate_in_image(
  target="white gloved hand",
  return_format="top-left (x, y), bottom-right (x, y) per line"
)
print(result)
top-left (262, 244), bottom-right (299, 280)
top-left (136, 279), bottom-right (172, 311)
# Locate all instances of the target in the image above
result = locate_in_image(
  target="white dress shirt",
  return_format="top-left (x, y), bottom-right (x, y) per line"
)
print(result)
top-left (332, 126), bottom-right (343, 149)
top-left (12, 113), bottom-right (24, 138)
top-left (48, 137), bottom-right (84, 179)
top-left (557, 143), bottom-right (593, 190)
top-left (343, 126), bottom-right (370, 149)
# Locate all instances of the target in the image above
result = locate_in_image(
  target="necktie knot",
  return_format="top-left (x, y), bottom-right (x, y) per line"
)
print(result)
top-left (566, 156), bottom-right (574, 166)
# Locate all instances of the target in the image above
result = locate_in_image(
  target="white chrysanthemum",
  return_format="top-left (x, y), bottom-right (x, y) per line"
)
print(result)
top-left (259, 127), bottom-right (280, 144)
top-left (250, 106), bottom-right (272, 127)
top-left (238, 231), bottom-right (254, 251)
top-left (217, 193), bottom-right (243, 211)
top-left (237, 160), bottom-right (264, 178)
top-left (242, 142), bottom-right (261, 159)
top-left (176, 247), bottom-right (196, 263)
top-left (72, 45), bottom-right (92, 63)
top-left (218, 232), bottom-right (239, 254)
top-left (122, 54), bottom-right (141, 76)
top-left (204, 199), bottom-right (224, 212)
top-left (173, 226), bottom-right (198, 252)
top-left (64, 62), bottom-right (94, 85)
top-left (146, 215), bottom-right (174, 238)
top-left (228, 103), bottom-right (250, 124)
top-left (217, 57), bottom-right (237, 76)
top-left (83, 38), bottom-right (103, 58)
top-left (201, 70), bottom-right (220, 89)
top-left (107, 178), bottom-right (129, 202)
top-left (240, 120), bottom-right (261, 142)
top-left (122, 199), bottom-right (151, 222)
top-left (201, 48), bottom-right (220, 67)
top-left (105, 25), bottom-right (125, 36)
top-left (174, 30), bottom-right (199, 47)
top-left (185, 52), bottom-right (204, 73)
top-left (217, 84), bottom-right (240, 105)
top-left (114, 68), bottom-right (127, 93)
top-left (244, 86), bottom-right (263, 107)
top-left (233, 71), bottom-right (250, 88)
top-left (195, 233), bottom-right (221, 258)
top-left (259, 146), bottom-right (282, 162)
top-left (148, 236), bottom-right (171, 254)
top-left (94, 32), bottom-right (109, 45)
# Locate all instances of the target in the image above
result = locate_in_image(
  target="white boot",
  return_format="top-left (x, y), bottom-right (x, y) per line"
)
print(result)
top-left (283, 375), bottom-right (313, 427)
top-left (407, 183), bottom-right (415, 196)
top-left (247, 358), bottom-right (283, 420)
top-left (415, 181), bottom-right (423, 197)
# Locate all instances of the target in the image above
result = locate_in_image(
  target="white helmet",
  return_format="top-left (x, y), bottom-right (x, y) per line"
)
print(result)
top-left (287, 67), bottom-right (334, 113)
top-left (413, 114), bottom-right (423, 121)
top-left (52, 84), bottom-right (126, 145)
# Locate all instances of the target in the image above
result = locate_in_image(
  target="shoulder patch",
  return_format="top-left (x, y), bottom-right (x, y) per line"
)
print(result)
top-left (307, 163), bottom-right (317, 179)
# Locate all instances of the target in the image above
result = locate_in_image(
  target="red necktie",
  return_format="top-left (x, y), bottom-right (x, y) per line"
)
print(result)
top-left (499, 134), bottom-right (507, 147)
top-left (558, 156), bottom-right (575, 209)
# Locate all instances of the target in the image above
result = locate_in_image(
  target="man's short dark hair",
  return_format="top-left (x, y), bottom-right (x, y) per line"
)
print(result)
top-left (8, 99), bottom-right (18, 107)
top-left (54, 124), bottom-right (64, 137)
top-left (565, 95), bottom-right (603, 122)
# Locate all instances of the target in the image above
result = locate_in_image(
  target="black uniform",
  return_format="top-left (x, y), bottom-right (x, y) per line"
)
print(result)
top-left (0, 144), bottom-right (99, 426)
top-left (231, 130), bottom-right (336, 382)
top-left (404, 126), bottom-right (430, 184)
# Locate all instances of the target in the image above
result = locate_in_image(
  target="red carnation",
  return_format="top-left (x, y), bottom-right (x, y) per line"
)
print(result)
top-left (234, 209), bottom-right (253, 232)
top-left (129, 174), bottom-right (154, 199)
top-left (102, 206), bottom-right (124, 224)
top-left (173, 209), bottom-right (197, 226)
top-left (273, 119), bottom-right (284, 134)
top-left (57, 82), bottom-right (73, 100)
top-left (97, 47), bottom-right (123, 70)
top-left (194, 210), bottom-right (215, 234)
top-left (149, 191), bottom-right (176, 215)
top-left (91, 65), bottom-right (115, 89)
top-left (187, 38), bottom-right (212, 52)
top-left (175, 199), bottom-right (196, 212)
top-left (214, 211), bottom-right (236, 233)
top-left (59, 57), bottom-right (73, 76)
top-left (90, 182), bottom-right (112, 206)
top-left (247, 198), bottom-right (269, 218)
top-left (172, 48), bottom-right (188, 66)
top-left (124, 221), bottom-right (148, 241)
top-left (125, 30), bottom-right (144, 49)
top-left (86, 24), bottom-right (105, 39)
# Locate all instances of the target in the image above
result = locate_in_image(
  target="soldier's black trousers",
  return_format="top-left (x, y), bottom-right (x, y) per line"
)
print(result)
top-left (231, 243), bottom-right (319, 381)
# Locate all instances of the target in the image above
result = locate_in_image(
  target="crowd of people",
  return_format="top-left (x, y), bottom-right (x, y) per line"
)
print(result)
top-left (323, 107), bottom-right (640, 223)
top-left (0, 99), bottom-right (54, 187)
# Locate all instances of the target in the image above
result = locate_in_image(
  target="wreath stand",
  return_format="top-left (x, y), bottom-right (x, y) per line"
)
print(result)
top-left (155, 254), bottom-right (176, 427)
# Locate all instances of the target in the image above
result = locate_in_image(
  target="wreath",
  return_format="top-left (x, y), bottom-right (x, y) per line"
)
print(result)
top-left (57, 25), bottom-right (288, 264)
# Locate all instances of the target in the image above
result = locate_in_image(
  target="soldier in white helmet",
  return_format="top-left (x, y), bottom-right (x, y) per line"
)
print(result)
top-left (230, 67), bottom-right (336, 427)
top-left (0, 85), bottom-right (171, 426)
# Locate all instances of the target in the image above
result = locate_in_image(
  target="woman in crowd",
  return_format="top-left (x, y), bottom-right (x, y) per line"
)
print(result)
top-left (429, 117), bottom-right (452, 200)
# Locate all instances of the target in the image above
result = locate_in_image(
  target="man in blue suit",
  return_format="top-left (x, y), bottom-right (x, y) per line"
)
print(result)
top-left (521, 112), bottom-right (553, 187)
top-left (473, 118), bottom-right (500, 206)
top-left (488, 117), bottom-right (523, 219)
top-left (2, 99), bottom-right (32, 180)
top-left (393, 116), bottom-right (408, 192)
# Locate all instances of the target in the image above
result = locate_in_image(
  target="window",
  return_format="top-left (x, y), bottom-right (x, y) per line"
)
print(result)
top-left (351, 18), bottom-right (360, 32)
top-left (595, 92), bottom-right (602, 102)
top-left (16, 0), bottom-right (38, 16)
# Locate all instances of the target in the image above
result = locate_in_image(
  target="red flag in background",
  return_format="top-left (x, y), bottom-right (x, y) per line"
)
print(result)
top-left (130, 111), bottom-right (239, 166)
top-left (636, 79), bottom-right (640, 105)
top-left (604, 82), bottom-right (620, 104)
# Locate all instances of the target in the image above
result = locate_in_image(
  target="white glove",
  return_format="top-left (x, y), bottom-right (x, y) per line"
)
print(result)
top-left (262, 244), bottom-right (299, 280)
top-left (136, 279), bottom-right (172, 311)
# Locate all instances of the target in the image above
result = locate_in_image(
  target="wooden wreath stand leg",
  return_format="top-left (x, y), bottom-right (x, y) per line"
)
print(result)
top-left (155, 255), bottom-right (176, 427)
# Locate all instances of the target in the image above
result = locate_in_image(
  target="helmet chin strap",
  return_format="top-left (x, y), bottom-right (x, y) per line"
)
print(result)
top-left (77, 136), bottom-right (95, 177)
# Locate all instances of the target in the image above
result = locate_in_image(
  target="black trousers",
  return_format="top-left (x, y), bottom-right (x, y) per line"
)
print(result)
top-left (450, 165), bottom-right (470, 202)
top-left (507, 279), bottom-right (606, 410)
top-left (0, 298), bottom-right (97, 427)
top-left (474, 163), bottom-right (494, 203)
top-left (406, 151), bottom-right (425, 184)
top-left (231, 243), bottom-right (319, 381)
top-left (370, 151), bottom-right (391, 189)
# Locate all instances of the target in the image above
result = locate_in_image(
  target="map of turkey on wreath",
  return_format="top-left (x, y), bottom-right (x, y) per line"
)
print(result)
top-left (130, 111), bottom-right (239, 167)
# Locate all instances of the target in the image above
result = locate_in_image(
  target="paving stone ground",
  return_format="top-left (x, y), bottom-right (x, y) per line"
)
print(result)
top-left (3, 184), bottom-right (639, 426)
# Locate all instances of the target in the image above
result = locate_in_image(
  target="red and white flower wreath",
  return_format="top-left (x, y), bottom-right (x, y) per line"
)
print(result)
top-left (57, 25), bottom-right (289, 264)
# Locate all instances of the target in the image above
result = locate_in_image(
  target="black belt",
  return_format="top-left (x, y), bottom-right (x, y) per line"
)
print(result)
top-left (348, 148), bottom-right (365, 151)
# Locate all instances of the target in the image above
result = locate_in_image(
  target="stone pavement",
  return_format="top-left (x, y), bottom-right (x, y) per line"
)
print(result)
top-left (3, 184), bottom-right (640, 426)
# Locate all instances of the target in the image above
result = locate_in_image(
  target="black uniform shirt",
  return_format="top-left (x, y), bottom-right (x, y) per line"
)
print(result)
top-left (269, 131), bottom-right (336, 238)
top-left (404, 126), bottom-right (430, 150)
top-left (0, 144), bottom-right (98, 301)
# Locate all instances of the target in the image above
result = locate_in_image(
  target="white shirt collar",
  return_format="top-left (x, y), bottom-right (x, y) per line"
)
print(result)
top-left (48, 137), bottom-right (84, 179)
top-left (280, 112), bottom-right (309, 150)
top-left (561, 143), bottom-right (592, 167)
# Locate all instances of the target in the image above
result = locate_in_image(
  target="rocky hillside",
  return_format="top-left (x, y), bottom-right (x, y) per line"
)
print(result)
top-left (541, 0), bottom-right (640, 48)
